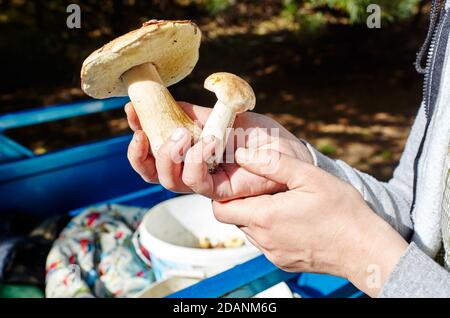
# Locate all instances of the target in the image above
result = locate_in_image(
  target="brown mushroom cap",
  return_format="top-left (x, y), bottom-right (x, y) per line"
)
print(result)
top-left (81, 20), bottom-right (202, 99)
top-left (204, 72), bottom-right (256, 113)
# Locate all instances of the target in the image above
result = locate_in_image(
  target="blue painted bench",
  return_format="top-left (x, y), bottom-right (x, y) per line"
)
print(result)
top-left (0, 98), bottom-right (364, 298)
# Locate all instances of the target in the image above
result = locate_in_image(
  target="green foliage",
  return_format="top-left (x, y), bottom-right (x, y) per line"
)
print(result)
top-left (283, 0), bottom-right (421, 24)
top-left (296, 11), bottom-right (326, 33)
top-left (201, 0), bottom-right (235, 14)
top-left (380, 149), bottom-right (393, 160)
top-left (319, 143), bottom-right (338, 155)
top-left (282, 0), bottom-right (300, 21)
top-left (200, 0), bottom-right (421, 24)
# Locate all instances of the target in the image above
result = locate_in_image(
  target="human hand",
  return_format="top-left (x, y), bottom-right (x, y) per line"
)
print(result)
top-left (211, 148), bottom-right (408, 297)
top-left (125, 101), bottom-right (313, 201)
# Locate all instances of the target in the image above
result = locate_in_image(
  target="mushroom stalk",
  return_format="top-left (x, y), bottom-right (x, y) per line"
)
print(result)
top-left (200, 72), bottom-right (256, 173)
top-left (122, 62), bottom-right (201, 154)
top-left (200, 100), bottom-right (236, 166)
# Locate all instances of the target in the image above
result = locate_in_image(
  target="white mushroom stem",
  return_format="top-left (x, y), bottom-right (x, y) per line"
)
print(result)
top-left (200, 100), bottom-right (236, 168)
top-left (122, 62), bottom-right (201, 154)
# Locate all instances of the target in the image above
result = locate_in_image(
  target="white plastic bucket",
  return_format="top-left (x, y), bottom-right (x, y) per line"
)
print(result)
top-left (138, 194), bottom-right (261, 280)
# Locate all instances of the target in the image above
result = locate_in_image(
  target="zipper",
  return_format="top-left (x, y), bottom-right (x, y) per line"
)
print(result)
top-left (410, 3), bottom-right (448, 218)
top-left (421, 0), bottom-right (445, 120)
top-left (423, 22), bottom-right (440, 119)
top-left (416, 0), bottom-right (444, 76)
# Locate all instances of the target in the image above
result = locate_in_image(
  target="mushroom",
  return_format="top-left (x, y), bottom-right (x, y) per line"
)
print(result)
top-left (81, 20), bottom-right (202, 154)
top-left (200, 72), bottom-right (256, 172)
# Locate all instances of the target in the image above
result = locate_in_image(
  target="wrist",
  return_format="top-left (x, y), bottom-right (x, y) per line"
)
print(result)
top-left (344, 206), bottom-right (408, 297)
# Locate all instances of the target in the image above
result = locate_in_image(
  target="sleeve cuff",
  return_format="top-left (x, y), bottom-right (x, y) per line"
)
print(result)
top-left (299, 139), bottom-right (319, 166)
top-left (379, 242), bottom-right (450, 298)
top-left (299, 140), bottom-right (352, 184)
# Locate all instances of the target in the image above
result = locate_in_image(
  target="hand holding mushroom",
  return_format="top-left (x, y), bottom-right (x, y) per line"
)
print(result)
top-left (125, 101), bottom-right (313, 200)
top-left (81, 20), bottom-right (202, 154)
top-left (82, 19), bottom-right (313, 201)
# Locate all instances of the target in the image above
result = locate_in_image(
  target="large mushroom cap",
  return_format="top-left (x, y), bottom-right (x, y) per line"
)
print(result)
top-left (204, 72), bottom-right (256, 113)
top-left (81, 20), bottom-right (202, 99)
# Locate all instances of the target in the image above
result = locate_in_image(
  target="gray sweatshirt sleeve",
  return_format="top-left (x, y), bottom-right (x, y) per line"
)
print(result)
top-left (303, 105), bottom-right (450, 297)
top-left (303, 104), bottom-right (430, 239)
top-left (379, 243), bottom-right (450, 298)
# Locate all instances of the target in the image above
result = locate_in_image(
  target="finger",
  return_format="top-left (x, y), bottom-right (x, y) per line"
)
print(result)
top-left (244, 233), bottom-right (264, 252)
top-left (212, 196), bottom-right (272, 227)
top-left (237, 226), bottom-right (258, 244)
top-left (177, 101), bottom-right (212, 127)
top-left (235, 148), bottom-right (323, 190)
top-left (125, 100), bottom-right (211, 130)
top-left (236, 225), bottom-right (265, 252)
top-left (124, 102), bottom-right (142, 132)
top-left (127, 130), bottom-right (158, 183)
top-left (155, 128), bottom-right (193, 193)
top-left (181, 136), bottom-right (217, 197)
top-left (126, 101), bottom-right (212, 131)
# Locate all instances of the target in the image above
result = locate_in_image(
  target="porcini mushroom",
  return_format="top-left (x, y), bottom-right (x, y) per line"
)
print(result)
top-left (81, 20), bottom-right (202, 154)
top-left (200, 72), bottom-right (256, 172)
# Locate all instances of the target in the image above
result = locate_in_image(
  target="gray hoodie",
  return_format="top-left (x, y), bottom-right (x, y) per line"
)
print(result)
top-left (306, 0), bottom-right (450, 297)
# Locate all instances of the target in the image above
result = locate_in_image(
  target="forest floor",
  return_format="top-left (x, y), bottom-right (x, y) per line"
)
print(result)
top-left (1, 6), bottom-right (428, 181)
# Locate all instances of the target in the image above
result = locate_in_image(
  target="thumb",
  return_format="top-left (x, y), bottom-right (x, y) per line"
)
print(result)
top-left (235, 148), bottom-right (322, 190)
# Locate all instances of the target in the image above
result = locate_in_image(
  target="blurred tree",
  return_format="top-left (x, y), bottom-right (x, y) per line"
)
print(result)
top-left (0, 0), bottom-right (425, 91)
top-left (192, 0), bottom-right (422, 22)
top-left (201, 0), bottom-right (235, 14)
top-left (282, 0), bottom-right (422, 25)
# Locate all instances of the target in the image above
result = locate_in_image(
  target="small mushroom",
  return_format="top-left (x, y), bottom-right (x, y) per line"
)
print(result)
top-left (224, 237), bottom-right (245, 248)
top-left (201, 72), bottom-right (256, 172)
top-left (81, 20), bottom-right (202, 154)
top-left (198, 237), bottom-right (212, 249)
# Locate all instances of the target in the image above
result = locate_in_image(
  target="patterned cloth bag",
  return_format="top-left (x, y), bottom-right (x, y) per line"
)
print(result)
top-left (45, 204), bottom-right (155, 298)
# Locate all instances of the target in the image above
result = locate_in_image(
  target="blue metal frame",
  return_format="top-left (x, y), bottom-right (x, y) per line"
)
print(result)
top-left (0, 134), bottom-right (35, 163)
top-left (0, 97), bottom-right (130, 131)
top-left (169, 255), bottom-right (297, 298)
top-left (0, 135), bottom-right (150, 218)
top-left (0, 98), bottom-right (364, 298)
top-left (0, 97), bottom-right (129, 163)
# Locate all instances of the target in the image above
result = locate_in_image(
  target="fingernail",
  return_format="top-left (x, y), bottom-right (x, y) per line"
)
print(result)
top-left (171, 128), bottom-right (186, 142)
top-left (236, 148), bottom-right (251, 162)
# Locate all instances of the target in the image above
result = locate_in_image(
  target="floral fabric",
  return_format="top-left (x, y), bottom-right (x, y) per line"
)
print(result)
top-left (45, 204), bottom-right (154, 298)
